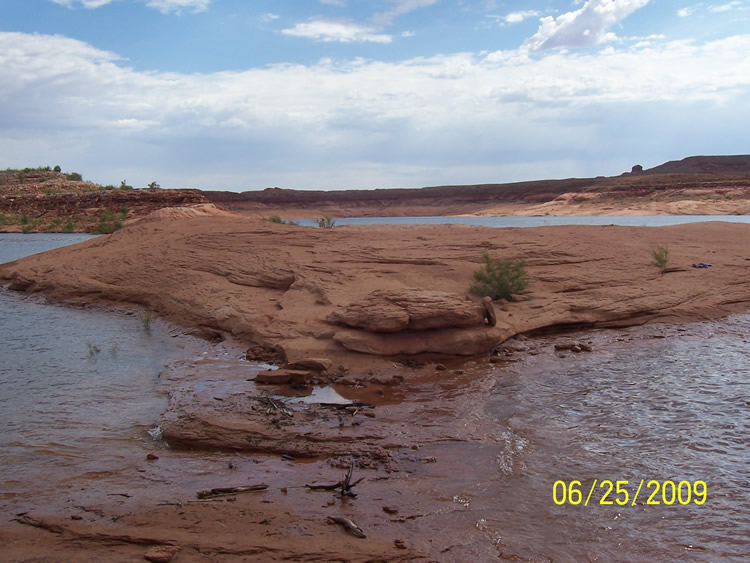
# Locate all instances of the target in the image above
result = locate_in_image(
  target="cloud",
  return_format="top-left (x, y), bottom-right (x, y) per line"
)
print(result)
top-left (503, 10), bottom-right (540, 24)
top-left (319, 0), bottom-right (346, 6)
top-left (144, 0), bottom-right (213, 14)
top-left (50, 0), bottom-right (116, 7)
top-left (371, 0), bottom-right (438, 26)
top-left (677, 7), bottom-right (695, 17)
top-left (524, 0), bottom-right (650, 51)
top-left (709, 1), bottom-right (745, 12)
top-left (50, 0), bottom-right (213, 13)
top-left (1, 31), bottom-right (749, 188)
top-left (281, 19), bottom-right (392, 43)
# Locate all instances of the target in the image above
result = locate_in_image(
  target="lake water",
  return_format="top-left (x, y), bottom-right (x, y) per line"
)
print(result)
top-left (295, 214), bottom-right (750, 228)
top-left (1, 227), bottom-right (748, 560)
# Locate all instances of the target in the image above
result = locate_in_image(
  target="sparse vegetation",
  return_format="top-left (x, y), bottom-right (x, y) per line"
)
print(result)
top-left (65, 172), bottom-right (83, 181)
top-left (119, 180), bottom-right (134, 190)
top-left (87, 342), bottom-right (101, 358)
top-left (469, 252), bottom-right (529, 301)
top-left (141, 313), bottom-right (153, 334)
top-left (93, 207), bottom-right (128, 234)
top-left (263, 215), bottom-right (299, 226)
top-left (650, 244), bottom-right (670, 274)
top-left (317, 216), bottom-right (336, 229)
top-left (147, 181), bottom-right (160, 190)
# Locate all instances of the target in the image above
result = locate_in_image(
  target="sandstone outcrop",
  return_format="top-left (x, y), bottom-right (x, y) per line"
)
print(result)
top-left (333, 325), bottom-right (514, 356)
top-left (327, 289), bottom-right (490, 333)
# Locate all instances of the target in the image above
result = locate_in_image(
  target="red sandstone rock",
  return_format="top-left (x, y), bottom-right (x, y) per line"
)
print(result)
top-left (328, 289), bottom-right (486, 333)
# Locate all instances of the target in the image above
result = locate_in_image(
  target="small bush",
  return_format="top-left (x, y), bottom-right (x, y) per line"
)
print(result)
top-left (65, 172), bottom-right (83, 181)
top-left (119, 180), bottom-right (134, 190)
top-left (141, 313), bottom-right (153, 334)
top-left (62, 219), bottom-right (75, 233)
top-left (317, 216), bottom-right (336, 228)
top-left (147, 181), bottom-right (160, 190)
top-left (469, 252), bottom-right (529, 301)
top-left (650, 245), bottom-right (670, 273)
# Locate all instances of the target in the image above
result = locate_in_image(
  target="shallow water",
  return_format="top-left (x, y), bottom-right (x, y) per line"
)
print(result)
top-left (479, 320), bottom-right (750, 560)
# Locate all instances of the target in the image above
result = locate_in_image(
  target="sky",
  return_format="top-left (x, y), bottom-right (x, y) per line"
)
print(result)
top-left (1, 1), bottom-right (749, 190)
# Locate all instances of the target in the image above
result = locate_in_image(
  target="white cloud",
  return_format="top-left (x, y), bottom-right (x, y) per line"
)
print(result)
top-left (371, 0), bottom-right (438, 26)
top-left (50, 0), bottom-right (116, 7)
top-left (51, 0), bottom-right (213, 12)
top-left (1, 31), bottom-right (749, 188)
top-left (145, 0), bottom-right (212, 14)
top-left (281, 19), bottom-right (392, 43)
top-left (319, 0), bottom-right (346, 6)
top-left (504, 10), bottom-right (540, 24)
top-left (709, 1), bottom-right (745, 12)
top-left (677, 7), bottom-right (695, 17)
top-left (524, 0), bottom-right (650, 51)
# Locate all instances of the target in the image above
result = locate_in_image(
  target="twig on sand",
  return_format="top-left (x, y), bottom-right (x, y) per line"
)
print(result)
top-left (256, 396), bottom-right (293, 418)
top-left (306, 464), bottom-right (364, 498)
top-left (196, 484), bottom-right (268, 499)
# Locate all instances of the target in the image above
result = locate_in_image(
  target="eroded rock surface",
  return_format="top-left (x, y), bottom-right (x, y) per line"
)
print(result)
top-left (327, 288), bottom-right (488, 333)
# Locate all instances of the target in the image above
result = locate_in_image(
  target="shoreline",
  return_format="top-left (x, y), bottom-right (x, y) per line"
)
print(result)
top-left (3, 312), bottom-right (748, 560)
top-left (2, 216), bottom-right (750, 559)
top-left (2, 216), bottom-right (749, 373)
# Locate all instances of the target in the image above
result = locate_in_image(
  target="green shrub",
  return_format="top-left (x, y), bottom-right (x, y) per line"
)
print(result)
top-left (65, 172), bottom-right (83, 181)
top-left (62, 219), bottom-right (75, 233)
top-left (650, 245), bottom-right (670, 273)
top-left (317, 216), bottom-right (336, 228)
top-left (469, 252), bottom-right (529, 301)
top-left (141, 313), bottom-right (153, 334)
top-left (263, 215), bottom-right (299, 226)
top-left (119, 180), bottom-right (134, 190)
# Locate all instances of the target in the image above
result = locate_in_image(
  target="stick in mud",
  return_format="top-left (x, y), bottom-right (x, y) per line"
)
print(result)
top-left (327, 516), bottom-right (366, 538)
top-left (306, 464), bottom-right (364, 498)
top-left (196, 484), bottom-right (268, 499)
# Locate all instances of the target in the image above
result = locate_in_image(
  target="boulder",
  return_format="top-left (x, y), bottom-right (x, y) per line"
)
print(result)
top-left (328, 289), bottom-right (487, 333)
top-left (286, 358), bottom-right (333, 372)
top-left (254, 369), bottom-right (312, 384)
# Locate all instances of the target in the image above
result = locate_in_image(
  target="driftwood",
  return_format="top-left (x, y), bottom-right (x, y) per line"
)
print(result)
top-left (196, 483), bottom-right (268, 499)
top-left (327, 516), bottom-right (366, 538)
top-left (256, 396), bottom-right (293, 418)
top-left (306, 465), bottom-right (364, 498)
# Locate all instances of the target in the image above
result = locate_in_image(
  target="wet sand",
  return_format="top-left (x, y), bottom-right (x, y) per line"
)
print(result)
top-left (1, 214), bottom-right (750, 560)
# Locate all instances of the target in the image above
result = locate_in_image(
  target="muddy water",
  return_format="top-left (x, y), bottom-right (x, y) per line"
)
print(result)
top-left (1, 234), bottom-right (749, 561)
top-left (478, 319), bottom-right (750, 560)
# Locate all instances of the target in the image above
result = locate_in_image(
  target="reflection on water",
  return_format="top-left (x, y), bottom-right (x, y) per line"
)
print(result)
top-left (0, 289), bottom-right (173, 496)
top-left (483, 317), bottom-right (750, 561)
